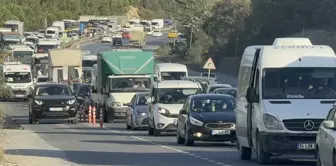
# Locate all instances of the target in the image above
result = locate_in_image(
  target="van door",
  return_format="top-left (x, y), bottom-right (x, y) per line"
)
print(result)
top-left (247, 49), bottom-right (260, 147)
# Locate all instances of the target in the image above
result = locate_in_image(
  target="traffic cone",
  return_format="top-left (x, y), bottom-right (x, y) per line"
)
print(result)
top-left (88, 105), bottom-right (92, 124)
top-left (99, 108), bottom-right (103, 128)
top-left (92, 106), bottom-right (96, 126)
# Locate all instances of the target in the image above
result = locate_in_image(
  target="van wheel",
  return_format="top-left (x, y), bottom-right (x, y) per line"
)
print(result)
top-left (256, 133), bottom-right (271, 165)
top-left (238, 141), bottom-right (252, 160)
top-left (103, 105), bottom-right (109, 123)
top-left (184, 126), bottom-right (194, 146)
top-left (316, 148), bottom-right (321, 166)
top-left (148, 121), bottom-right (154, 136)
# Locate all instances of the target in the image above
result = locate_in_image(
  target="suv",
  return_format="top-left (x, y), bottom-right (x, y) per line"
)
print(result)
top-left (147, 80), bottom-right (202, 136)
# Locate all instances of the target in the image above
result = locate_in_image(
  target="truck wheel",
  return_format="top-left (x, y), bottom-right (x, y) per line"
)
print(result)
top-left (238, 141), bottom-right (252, 160)
top-left (103, 105), bottom-right (109, 123)
top-left (256, 133), bottom-right (271, 165)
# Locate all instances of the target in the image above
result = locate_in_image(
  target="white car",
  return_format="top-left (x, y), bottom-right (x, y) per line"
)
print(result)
top-left (152, 31), bottom-right (163, 37)
top-left (102, 36), bottom-right (113, 43)
top-left (148, 80), bottom-right (202, 136)
top-left (316, 104), bottom-right (336, 166)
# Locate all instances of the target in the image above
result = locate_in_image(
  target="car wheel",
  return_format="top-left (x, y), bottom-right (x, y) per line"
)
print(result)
top-left (184, 126), bottom-right (194, 146)
top-left (148, 119), bottom-right (154, 136)
top-left (71, 113), bottom-right (79, 124)
top-left (153, 124), bottom-right (161, 136)
top-left (176, 127), bottom-right (185, 144)
top-left (256, 133), bottom-right (271, 165)
top-left (238, 141), bottom-right (252, 160)
top-left (316, 148), bottom-right (322, 166)
top-left (333, 150), bottom-right (336, 166)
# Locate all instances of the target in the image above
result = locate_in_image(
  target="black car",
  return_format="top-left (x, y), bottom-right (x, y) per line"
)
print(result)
top-left (74, 83), bottom-right (91, 113)
top-left (176, 94), bottom-right (236, 146)
top-left (113, 37), bottom-right (122, 46)
top-left (213, 88), bottom-right (237, 98)
top-left (28, 83), bottom-right (78, 124)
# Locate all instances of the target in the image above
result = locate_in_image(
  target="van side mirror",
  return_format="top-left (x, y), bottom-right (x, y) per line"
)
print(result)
top-left (246, 87), bottom-right (258, 103)
top-left (179, 109), bottom-right (188, 114)
top-left (27, 94), bottom-right (32, 98)
top-left (322, 120), bottom-right (335, 129)
top-left (91, 86), bottom-right (97, 93)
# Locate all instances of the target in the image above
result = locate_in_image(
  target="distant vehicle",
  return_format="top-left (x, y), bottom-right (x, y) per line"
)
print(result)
top-left (201, 72), bottom-right (217, 83)
top-left (168, 31), bottom-right (178, 38)
top-left (102, 36), bottom-right (113, 43)
top-left (122, 32), bottom-right (131, 39)
top-left (213, 88), bottom-right (237, 98)
top-left (126, 92), bottom-right (150, 130)
top-left (35, 76), bottom-right (49, 84)
top-left (74, 83), bottom-right (91, 113)
top-left (28, 83), bottom-right (78, 124)
top-left (152, 30), bottom-right (163, 37)
top-left (145, 27), bottom-right (153, 35)
top-left (154, 63), bottom-right (188, 81)
top-left (176, 94), bottom-right (237, 146)
top-left (206, 84), bottom-right (232, 94)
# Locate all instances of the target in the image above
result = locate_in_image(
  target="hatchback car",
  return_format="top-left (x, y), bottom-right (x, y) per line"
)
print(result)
top-left (206, 84), bottom-right (232, 93)
top-left (126, 92), bottom-right (150, 130)
top-left (152, 30), bottom-right (163, 37)
top-left (28, 83), bottom-right (78, 124)
top-left (176, 94), bottom-right (236, 146)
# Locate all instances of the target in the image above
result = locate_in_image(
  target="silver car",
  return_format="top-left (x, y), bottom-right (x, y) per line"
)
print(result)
top-left (126, 92), bottom-right (150, 130)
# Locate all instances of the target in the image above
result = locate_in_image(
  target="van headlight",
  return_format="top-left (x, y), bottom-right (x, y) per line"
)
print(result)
top-left (263, 114), bottom-right (283, 130)
top-left (189, 117), bottom-right (203, 126)
top-left (112, 102), bottom-right (122, 107)
top-left (34, 100), bottom-right (43, 105)
top-left (67, 99), bottom-right (76, 105)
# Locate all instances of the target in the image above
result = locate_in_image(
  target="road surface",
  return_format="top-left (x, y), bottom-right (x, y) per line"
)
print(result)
top-left (1, 34), bottom-right (315, 166)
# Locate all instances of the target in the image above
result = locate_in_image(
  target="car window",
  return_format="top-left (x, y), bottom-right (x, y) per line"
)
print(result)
top-left (35, 85), bottom-right (72, 96)
top-left (136, 95), bottom-right (149, 105)
top-left (191, 97), bottom-right (236, 112)
top-left (78, 85), bottom-right (90, 93)
top-left (326, 108), bottom-right (336, 120)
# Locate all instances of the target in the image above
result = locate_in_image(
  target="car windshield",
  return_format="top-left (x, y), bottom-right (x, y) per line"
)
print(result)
top-left (82, 60), bottom-right (96, 67)
top-left (191, 97), bottom-right (236, 112)
top-left (215, 89), bottom-right (237, 98)
top-left (5, 72), bottom-right (31, 83)
top-left (78, 85), bottom-right (90, 94)
top-left (110, 77), bottom-right (151, 92)
top-left (36, 85), bottom-right (72, 96)
top-left (263, 67), bottom-right (336, 99)
top-left (73, 83), bottom-right (80, 91)
top-left (26, 38), bottom-right (37, 43)
top-left (209, 85), bottom-right (232, 92)
top-left (13, 51), bottom-right (33, 64)
top-left (136, 94), bottom-right (150, 105)
top-left (154, 31), bottom-right (160, 33)
top-left (37, 77), bottom-right (48, 82)
top-left (158, 88), bottom-right (200, 104)
top-left (161, 72), bottom-right (186, 80)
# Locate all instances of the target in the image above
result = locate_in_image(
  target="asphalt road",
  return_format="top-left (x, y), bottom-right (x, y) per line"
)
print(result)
top-left (0, 34), bottom-right (316, 166)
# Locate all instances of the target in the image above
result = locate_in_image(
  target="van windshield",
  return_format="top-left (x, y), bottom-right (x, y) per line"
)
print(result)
top-left (5, 72), bottom-right (31, 83)
top-left (262, 67), bottom-right (336, 99)
top-left (158, 88), bottom-right (200, 104)
top-left (109, 77), bottom-right (151, 92)
top-left (161, 72), bottom-right (186, 80)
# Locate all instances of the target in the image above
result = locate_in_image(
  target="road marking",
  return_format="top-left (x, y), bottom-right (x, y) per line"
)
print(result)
top-left (84, 123), bottom-right (232, 166)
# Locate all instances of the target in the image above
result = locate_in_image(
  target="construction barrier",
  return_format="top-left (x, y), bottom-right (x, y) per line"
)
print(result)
top-left (92, 106), bottom-right (96, 126)
top-left (100, 108), bottom-right (103, 128)
top-left (77, 103), bottom-right (103, 128)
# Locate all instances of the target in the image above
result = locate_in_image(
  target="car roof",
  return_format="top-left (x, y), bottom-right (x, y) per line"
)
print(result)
top-left (190, 94), bottom-right (235, 99)
top-left (209, 84), bottom-right (231, 87)
top-left (35, 83), bottom-right (68, 87)
top-left (214, 87), bottom-right (237, 91)
top-left (154, 80), bottom-right (200, 88)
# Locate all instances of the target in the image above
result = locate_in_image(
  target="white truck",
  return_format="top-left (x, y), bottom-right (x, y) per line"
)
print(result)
top-left (151, 19), bottom-right (164, 29)
top-left (11, 45), bottom-right (34, 64)
top-left (52, 21), bottom-right (65, 32)
top-left (45, 26), bottom-right (60, 38)
top-left (4, 20), bottom-right (24, 36)
top-left (48, 49), bottom-right (82, 83)
top-left (2, 32), bottom-right (22, 47)
top-left (0, 28), bottom-right (12, 32)
top-left (3, 62), bottom-right (33, 100)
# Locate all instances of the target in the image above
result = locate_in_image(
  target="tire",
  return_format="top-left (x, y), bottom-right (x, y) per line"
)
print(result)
top-left (256, 133), bottom-right (271, 165)
top-left (176, 129), bottom-right (185, 144)
top-left (29, 109), bottom-right (37, 124)
top-left (131, 116), bottom-right (136, 130)
top-left (184, 126), bottom-right (194, 146)
top-left (126, 122), bottom-right (131, 130)
top-left (153, 120), bottom-right (161, 136)
top-left (316, 148), bottom-right (322, 166)
top-left (148, 120), bottom-right (154, 136)
top-left (238, 141), bottom-right (252, 160)
top-left (103, 105), bottom-right (109, 123)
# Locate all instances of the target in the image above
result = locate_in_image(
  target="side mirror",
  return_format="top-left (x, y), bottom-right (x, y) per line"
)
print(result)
top-left (124, 103), bottom-right (132, 107)
top-left (246, 87), bottom-right (259, 103)
top-left (27, 94), bottom-right (32, 98)
top-left (180, 109), bottom-right (188, 114)
top-left (153, 76), bottom-right (158, 82)
top-left (146, 97), bottom-right (151, 104)
top-left (322, 120), bottom-right (335, 129)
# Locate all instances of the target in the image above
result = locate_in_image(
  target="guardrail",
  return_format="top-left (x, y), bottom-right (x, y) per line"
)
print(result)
top-left (60, 35), bottom-right (103, 49)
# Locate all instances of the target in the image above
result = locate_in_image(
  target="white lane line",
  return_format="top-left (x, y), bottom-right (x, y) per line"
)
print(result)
top-left (84, 123), bottom-right (232, 166)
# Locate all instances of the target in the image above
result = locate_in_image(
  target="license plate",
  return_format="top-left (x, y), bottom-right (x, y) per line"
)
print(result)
top-left (16, 95), bottom-right (24, 97)
top-left (120, 113), bottom-right (125, 116)
top-left (49, 107), bottom-right (63, 111)
top-left (173, 119), bottom-right (177, 126)
top-left (211, 130), bottom-right (231, 135)
top-left (297, 143), bottom-right (316, 150)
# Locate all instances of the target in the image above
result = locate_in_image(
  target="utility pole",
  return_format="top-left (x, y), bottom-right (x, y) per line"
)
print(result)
top-left (189, 25), bottom-right (193, 49)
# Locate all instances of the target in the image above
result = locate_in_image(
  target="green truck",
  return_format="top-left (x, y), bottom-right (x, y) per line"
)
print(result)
top-left (92, 51), bottom-right (154, 122)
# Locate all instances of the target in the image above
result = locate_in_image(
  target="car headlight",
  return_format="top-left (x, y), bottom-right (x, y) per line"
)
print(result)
top-left (189, 116), bottom-right (203, 126)
top-left (34, 100), bottom-right (43, 105)
top-left (67, 99), bottom-right (76, 105)
top-left (158, 107), bottom-right (170, 114)
top-left (112, 102), bottom-right (122, 107)
top-left (263, 114), bottom-right (283, 130)
top-left (136, 110), bottom-right (146, 116)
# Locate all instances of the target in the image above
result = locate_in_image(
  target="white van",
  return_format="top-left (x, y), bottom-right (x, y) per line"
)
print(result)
top-left (154, 63), bottom-right (188, 81)
top-left (148, 80), bottom-right (202, 136)
top-left (236, 38), bottom-right (336, 164)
